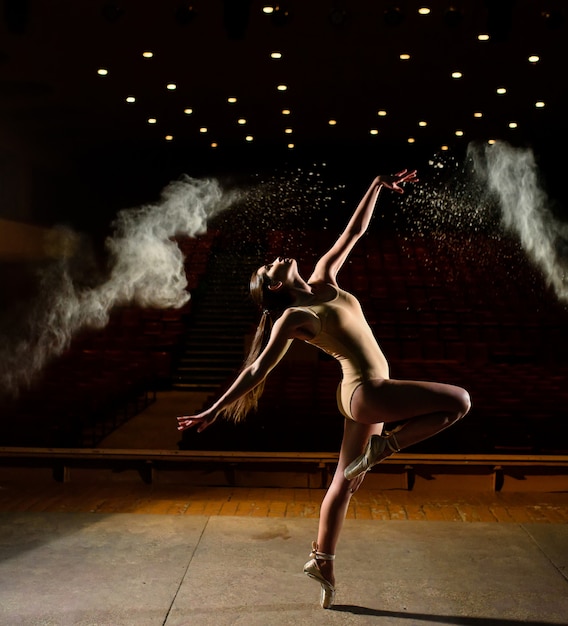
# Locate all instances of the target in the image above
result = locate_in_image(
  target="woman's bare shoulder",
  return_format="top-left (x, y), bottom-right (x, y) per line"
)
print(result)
top-left (278, 307), bottom-right (320, 340)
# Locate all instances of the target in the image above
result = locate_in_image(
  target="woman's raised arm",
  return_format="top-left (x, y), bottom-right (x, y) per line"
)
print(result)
top-left (309, 170), bottom-right (417, 285)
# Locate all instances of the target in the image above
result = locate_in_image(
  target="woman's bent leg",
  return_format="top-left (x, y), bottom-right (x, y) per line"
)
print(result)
top-left (314, 418), bottom-right (383, 586)
top-left (348, 378), bottom-right (471, 467)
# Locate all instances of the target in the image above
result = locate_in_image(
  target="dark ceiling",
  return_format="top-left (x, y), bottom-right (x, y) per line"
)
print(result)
top-left (1, 0), bottom-right (567, 197)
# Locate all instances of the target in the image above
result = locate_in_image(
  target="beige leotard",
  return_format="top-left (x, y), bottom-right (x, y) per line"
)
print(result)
top-left (299, 285), bottom-right (389, 420)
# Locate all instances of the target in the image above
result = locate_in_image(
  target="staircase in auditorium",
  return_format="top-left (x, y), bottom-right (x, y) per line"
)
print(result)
top-left (172, 247), bottom-right (258, 392)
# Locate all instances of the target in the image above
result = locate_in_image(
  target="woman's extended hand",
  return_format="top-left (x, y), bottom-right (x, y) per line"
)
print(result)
top-left (376, 169), bottom-right (418, 193)
top-left (177, 408), bottom-right (218, 433)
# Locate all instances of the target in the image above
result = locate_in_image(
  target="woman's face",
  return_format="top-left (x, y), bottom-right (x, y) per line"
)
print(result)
top-left (259, 257), bottom-right (297, 286)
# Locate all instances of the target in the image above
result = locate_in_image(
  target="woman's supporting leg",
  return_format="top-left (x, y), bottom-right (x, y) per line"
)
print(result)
top-left (314, 418), bottom-right (384, 586)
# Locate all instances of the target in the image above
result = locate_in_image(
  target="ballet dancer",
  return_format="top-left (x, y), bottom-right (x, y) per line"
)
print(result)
top-left (177, 170), bottom-right (471, 608)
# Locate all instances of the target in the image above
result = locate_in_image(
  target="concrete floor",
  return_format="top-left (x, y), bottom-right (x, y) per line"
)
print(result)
top-left (1, 512), bottom-right (567, 626)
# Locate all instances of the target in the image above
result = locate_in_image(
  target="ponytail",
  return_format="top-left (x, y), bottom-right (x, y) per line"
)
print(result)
top-left (217, 268), bottom-right (289, 424)
top-left (217, 309), bottom-right (273, 423)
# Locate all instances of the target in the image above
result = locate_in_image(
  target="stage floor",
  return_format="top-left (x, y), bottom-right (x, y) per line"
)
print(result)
top-left (1, 505), bottom-right (567, 625)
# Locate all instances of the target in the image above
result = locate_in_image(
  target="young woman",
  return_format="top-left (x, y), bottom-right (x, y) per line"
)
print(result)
top-left (177, 170), bottom-right (471, 609)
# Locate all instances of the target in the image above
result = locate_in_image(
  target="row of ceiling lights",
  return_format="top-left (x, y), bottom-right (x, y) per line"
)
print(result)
top-left (95, 46), bottom-right (547, 150)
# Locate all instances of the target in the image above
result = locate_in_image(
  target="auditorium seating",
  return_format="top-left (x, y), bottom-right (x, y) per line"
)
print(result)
top-left (0, 231), bottom-right (216, 448)
top-left (246, 228), bottom-right (568, 454)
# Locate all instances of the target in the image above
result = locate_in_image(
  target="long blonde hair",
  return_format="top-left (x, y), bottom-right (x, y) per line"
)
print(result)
top-left (217, 268), bottom-right (291, 423)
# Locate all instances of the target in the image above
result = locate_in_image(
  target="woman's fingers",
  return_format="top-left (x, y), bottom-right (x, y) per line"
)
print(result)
top-left (176, 415), bottom-right (202, 431)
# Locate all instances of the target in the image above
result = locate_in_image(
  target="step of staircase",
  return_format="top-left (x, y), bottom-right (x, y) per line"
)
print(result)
top-left (172, 248), bottom-right (259, 393)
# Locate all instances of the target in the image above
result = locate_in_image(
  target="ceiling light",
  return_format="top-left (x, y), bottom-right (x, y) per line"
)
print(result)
top-left (496, 87), bottom-right (507, 95)
top-left (97, 68), bottom-right (109, 76)
top-left (418, 7), bottom-right (431, 15)
top-left (283, 128), bottom-right (292, 134)
top-left (441, 145), bottom-right (449, 151)
top-left (282, 109), bottom-right (291, 115)
top-left (535, 101), bottom-right (545, 108)
top-left (377, 110), bottom-right (387, 117)
top-left (451, 71), bottom-right (462, 79)
top-left (184, 108), bottom-right (193, 114)
top-left (328, 120), bottom-right (337, 126)
top-left (408, 137), bottom-right (415, 143)
top-left (142, 51), bottom-right (153, 58)
top-left (455, 130), bottom-right (464, 136)
top-left (262, 6), bottom-right (274, 14)
top-left (509, 122), bottom-right (518, 129)
top-left (277, 84), bottom-right (288, 91)
top-left (245, 135), bottom-right (254, 142)
top-left (400, 53), bottom-right (411, 60)
top-left (488, 139), bottom-right (496, 145)
top-left (165, 135), bottom-right (174, 141)
top-left (199, 127), bottom-right (207, 133)
top-left (370, 129), bottom-right (379, 135)
top-left (474, 111), bottom-right (483, 118)
top-left (287, 143), bottom-right (295, 149)
top-left (166, 83), bottom-right (177, 90)
top-left (478, 33), bottom-right (490, 41)
top-left (528, 55), bottom-right (540, 63)
top-left (418, 121), bottom-right (427, 127)
top-left (211, 142), bottom-right (218, 148)
top-left (148, 118), bottom-right (157, 124)
top-left (271, 51), bottom-right (282, 59)
top-left (238, 118), bottom-right (247, 125)
top-left (227, 97), bottom-right (237, 103)
top-left (125, 96), bottom-right (136, 103)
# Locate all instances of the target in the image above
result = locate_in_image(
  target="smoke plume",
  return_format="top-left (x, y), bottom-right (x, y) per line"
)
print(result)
top-left (468, 141), bottom-right (568, 303)
top-left (0, 176), bottom-right (237, 396)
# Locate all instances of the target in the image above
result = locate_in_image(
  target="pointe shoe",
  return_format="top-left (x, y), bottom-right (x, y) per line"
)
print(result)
top-left (343, 431), bottom-right (400, 481)
top-left (303, 541), bottom-right (336, 609)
